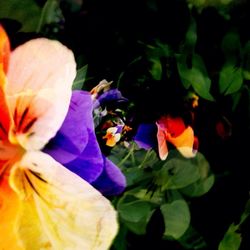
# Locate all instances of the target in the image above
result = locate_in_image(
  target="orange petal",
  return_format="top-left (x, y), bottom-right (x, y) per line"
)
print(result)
top-left (0, 25), bottom-right (10, 74)
top-left (167, 126), bottom-right (196, 158)
top-left (0, 69), bottom-right (11, 141)
top-left (0, 174), bottom-right (23, 250)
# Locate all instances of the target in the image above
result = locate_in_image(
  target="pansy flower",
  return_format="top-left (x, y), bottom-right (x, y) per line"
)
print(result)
top-left (103, 126), bottom-right (122, 147)
top-left (156, 115), bottom-right (198, 160)
top-left (0, 26), bottom-right (118, 249)
top-left (44, 90), bottom-right (126, 196)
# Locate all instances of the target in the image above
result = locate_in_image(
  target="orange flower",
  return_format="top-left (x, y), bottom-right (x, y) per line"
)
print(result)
top-left (156, 115), bottom-right (198, 160)
top-left (103, 127), bottom-right (121, 147)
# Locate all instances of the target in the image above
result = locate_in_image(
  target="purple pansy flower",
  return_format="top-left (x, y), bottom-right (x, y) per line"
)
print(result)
top-left (44, 90), bottom-right (126, 196)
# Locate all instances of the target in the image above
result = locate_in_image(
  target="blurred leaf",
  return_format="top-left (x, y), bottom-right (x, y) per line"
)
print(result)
top-left (149, 58), bottom-right (162, 80)
top-left (0, 0), bottom-right (41, 32)
top-left (191, 54), bottom-right (214, 101)
top-left (219, 63), bottom-right (243, 95)
top-left (154, 156), bottom-right (200, 190)
top-left (178, 226), bottom-right (207, 249)
top-left (177, 54), bottom-right (192, 89)
top-left (231, 91), bottom-right (242, 111)
top-left (146, 41), bottom-right (172, 80)
top-left (239, 199), bottom-right (250, 225)
top-left (188, 0), bottom-right (234, 9)
top-left (36, 0), bottom-right (63, 33)
top-left (221, 31), bottom-right (241, 57)
top-left (218, 224), bottom-right (242, 250)
top-left (112, 225), bottom-right (128, 250)
top-left (177, 54), bottom-right (214, 101)
top-left (183, 17), bottom-right (197, 53)
top-left (161, 199), bottom-right (190, 239)
top-left (72, 64), bottom-right (88, 90)
top-left (180, 153), bottom-right (215, 197)
top-left (242, 40), bottom-right (250, 80)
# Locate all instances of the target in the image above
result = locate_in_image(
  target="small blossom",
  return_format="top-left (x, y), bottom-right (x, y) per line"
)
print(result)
top-left (103, 126), bottom-right (122, 147)
top-left (157, 115), bottom-right (198, 160)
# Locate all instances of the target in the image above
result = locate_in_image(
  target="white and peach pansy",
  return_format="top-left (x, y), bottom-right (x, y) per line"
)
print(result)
top-left (0, 25), bottom-right (118, 250)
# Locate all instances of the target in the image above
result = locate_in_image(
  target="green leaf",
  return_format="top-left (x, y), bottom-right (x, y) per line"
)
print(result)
top-left (72, 65), bottom-right (88, 90)
top-left (112, 225), bottom-right (128, 250)
top-left (176, 54), bottom-right (192, 89)
top-left (161, 200), bottom-right (190, 239)
top-left (127, 187), bottom-right (165, 205)
top-left (123, 167), bottom-right (151, 187)
top-left (178, 226), bottom-right (207, 249)
top-left (36, 0), bottom-right (63, 33)
top-left (122, 213), bottom-right (154, 235)
top-left (191, 54), bottom-right (214, 101)
top-left (155, 156), bottom-right (200, 190)
top-left (117, 196), bottom-right (155, 235)
top-left (149, 58), bottom-right (162, 80)
top-left (221, 31), bottom-right (241, 56)
top-left (109, 143), bottom-right (158, 171)
top-left (181, 175), bottom-right (214, 197)
top-left (218, 224), bottom-right (242, 250)
top-left (219, 63), bottom-right (243, 95)
top-left (0, 0), bottom-right (42, 32)
top-left (242, 40), bottom-right (250, 80)
top-left (180, 153), bottom-right (215, 197)
top-left (183, 17), bottom-right (197, 52)
top-left (239, 199), bottom-right (250, 225)
top-left (118, 199), bottom-right (153, 223)
top-left (177, 54), bottom-right (214, 101)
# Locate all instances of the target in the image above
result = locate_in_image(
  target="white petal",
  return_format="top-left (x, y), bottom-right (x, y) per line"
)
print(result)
top-left (9, 151), bottom-right (118, 250)
top-left (7, 38), bottom-right (76, 150)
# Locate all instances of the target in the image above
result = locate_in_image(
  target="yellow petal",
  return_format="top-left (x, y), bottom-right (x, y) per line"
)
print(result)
top-left (0, 173), bottom-right (23, 250)
top-left (6, 38), bottom-right (76, 150)
top-left (9, 151), bottom-right (118, 250)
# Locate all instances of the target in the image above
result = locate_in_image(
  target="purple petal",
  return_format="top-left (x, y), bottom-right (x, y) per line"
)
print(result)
top-left (92, 157), bottom-right (126, 196)
top-left (93, 89), bottom-right (128, 109)
top-left (44, 89), bottom-right (127, 195)
top-left (134, 123), bottom-right (157, 150)
top-left (44, 90), bottom-right (93, 164)
top-left (63, 128), bottom-right (104, 183)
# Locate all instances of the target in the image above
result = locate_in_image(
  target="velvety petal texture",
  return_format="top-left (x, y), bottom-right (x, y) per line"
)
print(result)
top-left (92, 157), bottom-right (126, 196)
top-left (93, 88), bottom-right (128, 109)
top-left (45, 90), bottom-right (126, 195)
top-left (43, 91), bottom-right (92, 164)
top-left (134, 123), bottom-right (157, 150)
top-left (9, 152), bottom-right (118, 250)
top-left (7, 38), bottom-right (76, 151)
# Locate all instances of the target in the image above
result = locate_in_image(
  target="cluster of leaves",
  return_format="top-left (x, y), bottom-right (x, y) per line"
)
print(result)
top-left (108, 142), bottom-right (214, 249)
